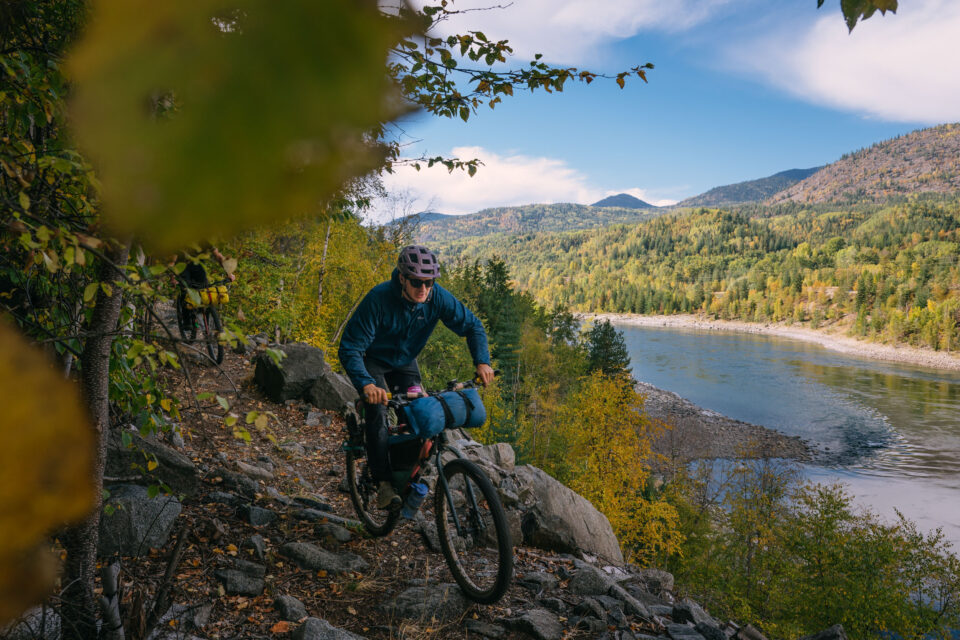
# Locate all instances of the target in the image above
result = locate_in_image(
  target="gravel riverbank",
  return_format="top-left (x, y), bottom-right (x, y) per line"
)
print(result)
top-left (588, 312), bottom-right (960, 372)
top-left (638, 381), bottom-right (812, 463)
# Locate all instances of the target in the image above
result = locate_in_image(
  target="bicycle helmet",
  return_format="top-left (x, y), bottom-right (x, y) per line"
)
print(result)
top-left (397, 245), bottom-right (440, 279)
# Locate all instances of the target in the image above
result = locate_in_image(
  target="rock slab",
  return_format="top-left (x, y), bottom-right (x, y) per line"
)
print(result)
top-left (99, 484), bottom-right (181, 557)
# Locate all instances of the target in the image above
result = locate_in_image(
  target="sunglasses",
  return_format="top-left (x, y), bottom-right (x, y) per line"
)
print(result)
top-left (406, 277), bottom-right (434, 289)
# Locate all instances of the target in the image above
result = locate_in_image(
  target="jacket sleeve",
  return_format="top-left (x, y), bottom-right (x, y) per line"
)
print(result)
top-left (337, 292), bottom-right (380, 391)
top-left (437, 288), bottom-right (491, 366)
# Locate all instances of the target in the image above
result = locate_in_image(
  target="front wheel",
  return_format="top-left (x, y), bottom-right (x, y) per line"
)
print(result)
top-left (345, 449), bottom-right (400, 537)
top-left (175, 297), bottom-right (196, 343)
top-left (200, 307), bottom-right (223, 364)
top-left (435, 458), bottom-right (512, 603)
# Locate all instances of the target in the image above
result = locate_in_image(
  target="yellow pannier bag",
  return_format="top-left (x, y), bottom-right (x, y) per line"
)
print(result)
top-left (186, 285), bottom-right (229, 308)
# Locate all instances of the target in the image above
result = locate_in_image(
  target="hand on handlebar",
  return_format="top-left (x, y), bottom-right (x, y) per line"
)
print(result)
top-left (362, 383), bottom-right (389, 405)
top-left (475, 363), bottom-right (495, 387)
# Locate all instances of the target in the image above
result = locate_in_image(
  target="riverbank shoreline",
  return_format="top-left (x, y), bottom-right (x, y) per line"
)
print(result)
top-left (583, 312), bottom-right (960, 372)
top-left (638, 381), bottom-right (813, 464)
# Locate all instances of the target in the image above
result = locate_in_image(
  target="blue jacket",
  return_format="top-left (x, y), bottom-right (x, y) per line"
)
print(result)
top-left (338, 269), bottom-right (491, 391)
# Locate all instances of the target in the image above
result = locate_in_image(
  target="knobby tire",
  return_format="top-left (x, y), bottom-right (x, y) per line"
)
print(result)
top-left (201, 307), bottom-right (223, 364)
top-left (345, 450), bottom-right (400, 537)
top-left (435, 458), bottom-right (512, 603)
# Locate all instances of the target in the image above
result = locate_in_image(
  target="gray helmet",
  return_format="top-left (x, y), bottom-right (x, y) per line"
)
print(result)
top-left (397, 245), bottom-right (440, 279)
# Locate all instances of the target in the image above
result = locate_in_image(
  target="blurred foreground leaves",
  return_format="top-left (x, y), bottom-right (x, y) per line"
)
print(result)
top-left (67, 0), bottom-right (416, 251)
top-left (0, 323), bottom-right (93, 624)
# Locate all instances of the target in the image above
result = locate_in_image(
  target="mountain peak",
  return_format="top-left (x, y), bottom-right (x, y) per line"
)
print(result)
top-left (591, 193), bottom-right (656, 209)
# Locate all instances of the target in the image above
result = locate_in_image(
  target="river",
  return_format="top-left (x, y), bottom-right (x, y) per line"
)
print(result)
top-left (615, 323), bottom-right (960, 548)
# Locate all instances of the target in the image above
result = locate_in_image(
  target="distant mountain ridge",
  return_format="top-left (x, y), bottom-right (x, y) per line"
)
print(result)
top-left (770, 123), bottom-right (960, 204)
top-left (678, 167), bottom-right (822, 207)
top-left (591, 193), bottom-right (656, 209)
top-left (414, 202), bottom-right (663, 245)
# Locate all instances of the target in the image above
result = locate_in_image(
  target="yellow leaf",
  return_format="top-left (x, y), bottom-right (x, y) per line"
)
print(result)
top-left (347, 606), bottom-right (357, 615)
top-left (147, 460), bottom-right (158, 471)
top-left (160, 398), bottom-right (172, 412)
top-left (0, 324), bottom-right (94, 624)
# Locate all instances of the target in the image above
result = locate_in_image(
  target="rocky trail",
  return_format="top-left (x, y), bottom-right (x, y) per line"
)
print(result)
top-left (7, 341), bottom-right (840, 640)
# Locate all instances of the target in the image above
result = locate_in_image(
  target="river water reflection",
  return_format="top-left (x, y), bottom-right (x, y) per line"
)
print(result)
top-left (617, 323), bottom-right (960, 546)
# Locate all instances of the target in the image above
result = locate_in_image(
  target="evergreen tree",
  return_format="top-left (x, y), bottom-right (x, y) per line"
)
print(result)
top-left (585, 320), bottom-right (632, 378)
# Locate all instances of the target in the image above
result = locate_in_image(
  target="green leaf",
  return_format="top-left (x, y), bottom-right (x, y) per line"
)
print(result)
top-left (186, 288), bottom-right (201, 307)
top-left (195, 391), bottom-right (214, 401)
top-left (100, 282), bottom-right (113, 297)
top-left (216, 395), bottom-right (229, 411)
top-left (121, 431), bottom-right (132, 448)
top-left (224, 414), bottom-right (237, 427)
top-left (66, 0), bottom-right (418, 252)
top-left (17, 191), bottom-right (29, 212)
top-left (147, 485), bottom-right (160, 499)
top-left (83, 282), bottom-right (99, 303)
top-left (245, 411), bottom-right (258, 425)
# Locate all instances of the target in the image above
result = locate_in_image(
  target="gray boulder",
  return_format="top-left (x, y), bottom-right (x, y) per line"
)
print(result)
top-left (293, 618), bottom-right (367, 640)
top-left (280, 542), bottom-right (369, 574)
top-left (636, 567), bottom-right (675, 595)
top-left (214, 559), bottom-right (266, 596)
top-left (2, 606), bottom-right (60, 640)
top-left (106, 428), bottom-right (199, 495)
top-left (236, 460), bottom-right (273, 481)
top-left (506, 609), bottom-right (564, 640)
top-left (212, 467), bottom-right (260, 498)
top-left (147, 602), bottom-right (213, 639)
top-left (242, 534), bottom-right (266, 561)
top-left (569, 563), bottom-right (615, 596)
top-left (668, 624), bottom-right (707, 640)
top-left (464, 441), bottom-right (516, 470)
top-left (464, 619), bottom-right (507, 639)
top-left (254, 343), bottom-right (330, 403)
top-left (274, 594), bottom-right (309, 621)
top-left (380, 584), bottom-right (468, 622)
top-left (673, 598), bottom-right (716, 628)
top-left (305, 370), bottom-right (357, 412)
top-left (238, 504), bottom-right (277, 527)
top-left (513, 464), bottom-right (624, 563)
top-left (99, 484), bottom-right (181, 557)
top-left (518, 571), bottom-right (559, 593)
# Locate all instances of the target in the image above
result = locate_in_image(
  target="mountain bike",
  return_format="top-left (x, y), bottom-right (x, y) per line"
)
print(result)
top-left (342, 379), bottom-right (513, 604)
top-left (174, 279), bottom-right (229, 364)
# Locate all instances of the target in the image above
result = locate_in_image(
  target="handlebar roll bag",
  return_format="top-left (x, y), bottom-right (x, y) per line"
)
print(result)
top-left (405, 389), bottom-right (486, 438)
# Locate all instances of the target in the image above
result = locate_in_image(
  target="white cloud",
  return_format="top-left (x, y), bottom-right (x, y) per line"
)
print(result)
top-left (732, 0), bottom-right (960, 123)
top-left (410, 0), bottom-right (732, 64)
top-left (371, 146), bottom-right (669, 220)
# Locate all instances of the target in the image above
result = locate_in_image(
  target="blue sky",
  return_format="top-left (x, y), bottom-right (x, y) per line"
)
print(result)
top-left (372, 0), bottom-right (960, 219)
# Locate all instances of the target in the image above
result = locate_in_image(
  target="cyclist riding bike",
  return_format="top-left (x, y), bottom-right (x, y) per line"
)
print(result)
top-left (177, 243), bottom-right (236, 291)
top-left (338, 245), bottom-right (494, 510)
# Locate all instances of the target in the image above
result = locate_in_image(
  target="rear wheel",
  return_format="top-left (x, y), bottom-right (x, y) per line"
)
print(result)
top-left (435, 458), bottom-right (512, 603)
top-left (345, 449), bottom-right (400, 537)
top-left (200, 307), bottom-right (223, 364)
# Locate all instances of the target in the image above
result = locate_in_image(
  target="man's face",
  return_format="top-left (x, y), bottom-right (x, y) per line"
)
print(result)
top-left (400, 274), bottom-right (434, 304)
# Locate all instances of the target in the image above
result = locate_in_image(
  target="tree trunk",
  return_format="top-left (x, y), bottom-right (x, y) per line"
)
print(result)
top-left (317, 220), bottom-right (331, 309)
top-left (60, 240), bottom-right (131, 640)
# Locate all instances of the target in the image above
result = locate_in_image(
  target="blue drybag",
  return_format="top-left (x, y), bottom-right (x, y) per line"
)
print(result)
top-left (404, 388), bottom-right (486, 438)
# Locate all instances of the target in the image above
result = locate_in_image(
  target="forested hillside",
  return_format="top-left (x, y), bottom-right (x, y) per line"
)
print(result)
top-left (678, 167), bottom-right (821, 207)
top-left (770, 123), bottom-right (960, 204)
top-left (437, 196), bottom-right (960, 352)
top-left (415, 202), bottom-right (663, 244)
